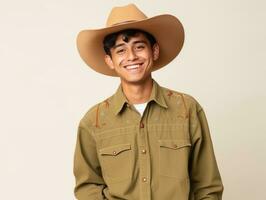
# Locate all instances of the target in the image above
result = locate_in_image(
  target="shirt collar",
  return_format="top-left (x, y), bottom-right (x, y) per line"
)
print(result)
top-left (113, 79), bottom-right (168, 115)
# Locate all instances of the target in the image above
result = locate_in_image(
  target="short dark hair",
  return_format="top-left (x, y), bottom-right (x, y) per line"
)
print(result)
top-left (103, 29), bottom-right (157, 56)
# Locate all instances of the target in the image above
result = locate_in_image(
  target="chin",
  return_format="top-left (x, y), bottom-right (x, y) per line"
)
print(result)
top-left (124, 77), bottom-right (149, 85)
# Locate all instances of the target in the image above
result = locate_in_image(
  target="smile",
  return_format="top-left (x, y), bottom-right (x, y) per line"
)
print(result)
top-left (124, 63), bottom-right (143, 70)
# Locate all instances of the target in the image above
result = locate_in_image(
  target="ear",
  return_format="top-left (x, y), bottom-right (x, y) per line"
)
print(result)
top-left (152, 43), bottom-right (160, 61)
top-left (104, 55), bottom-right (115, 70)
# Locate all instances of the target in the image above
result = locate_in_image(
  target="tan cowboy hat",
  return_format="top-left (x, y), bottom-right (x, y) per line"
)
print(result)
top-left (77, 4), bottom-right (185, 76)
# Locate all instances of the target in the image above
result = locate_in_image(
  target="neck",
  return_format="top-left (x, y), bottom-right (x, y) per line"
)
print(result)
top-left (121, 77), bottom-right (153, 104)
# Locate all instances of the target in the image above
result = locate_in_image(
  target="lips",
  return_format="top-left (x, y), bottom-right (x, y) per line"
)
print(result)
top-left (124, 63), bottom-right (143, 70)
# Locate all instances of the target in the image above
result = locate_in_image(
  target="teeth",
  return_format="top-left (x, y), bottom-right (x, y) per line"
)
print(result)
top-left (126, 64), bottom-right (140, 69)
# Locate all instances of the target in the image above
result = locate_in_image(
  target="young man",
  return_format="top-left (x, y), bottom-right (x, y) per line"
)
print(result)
top-left (74, 4), bottom-right (224, 200)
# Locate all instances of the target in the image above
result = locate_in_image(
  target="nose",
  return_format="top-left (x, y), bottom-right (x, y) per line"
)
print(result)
top-left (127, 48), bottom-right (138, 61)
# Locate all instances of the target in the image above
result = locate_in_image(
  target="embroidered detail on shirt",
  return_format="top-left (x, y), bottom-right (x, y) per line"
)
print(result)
top-left (167, 90), bottom-right (189, 119)
top-left (95, 99), bottom-right (110, 128)
top-left (104, 99), bottom-right (109, 108)
top-left (167, 90), bottom-right (174, 98)
top-left (180, 94), bottom-right (189, 118)
top-left (95, 103), bottom-right (101, 128)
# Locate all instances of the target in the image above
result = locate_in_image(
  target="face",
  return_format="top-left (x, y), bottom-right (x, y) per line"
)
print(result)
top-left (104, 32), bottom-right (159, 85)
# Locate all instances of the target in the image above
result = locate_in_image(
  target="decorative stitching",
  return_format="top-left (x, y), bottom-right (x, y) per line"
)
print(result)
top-left (104, 99), bottom-right (109, 108)
top-left (167, 90), bottom-right (188, 118)
top-left (95, 103), bottom-right (100, 128)
top-left (167, 90), bottom-right (173, 98)
top-left (180, 94), bottom-right (189, 118)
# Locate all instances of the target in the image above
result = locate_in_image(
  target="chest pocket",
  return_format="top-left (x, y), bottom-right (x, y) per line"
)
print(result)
top-left (99, 143), bottom-right (132, 182)
top-left (158, 139), bottom-right (191, 179)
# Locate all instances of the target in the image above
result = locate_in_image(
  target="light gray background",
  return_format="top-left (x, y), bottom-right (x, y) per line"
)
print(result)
top-left (1, 0), bottom-right (265, 199)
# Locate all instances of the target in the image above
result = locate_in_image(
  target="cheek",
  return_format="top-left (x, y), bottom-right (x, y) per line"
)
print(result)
top-left (113, 55), bottom-right (126, 65)
top-left (139, 50), bottom-right (153, 60)
top-left (111, 59), bottom-right (121, 68)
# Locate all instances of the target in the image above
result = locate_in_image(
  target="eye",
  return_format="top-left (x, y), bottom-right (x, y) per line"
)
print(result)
top-left (116, 48), bottom-right (125, 54)
top-left (135, 44), bottom-right (145, 50)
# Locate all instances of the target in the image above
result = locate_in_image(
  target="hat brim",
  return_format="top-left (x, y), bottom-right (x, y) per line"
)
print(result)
top-left (77, 14), bottom-right (185, 76)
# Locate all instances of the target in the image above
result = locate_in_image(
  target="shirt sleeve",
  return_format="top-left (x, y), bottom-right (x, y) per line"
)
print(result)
top-left (188, 106), bottom-right (224, 200)
top-left (73, 120), bottom-right (107, 200)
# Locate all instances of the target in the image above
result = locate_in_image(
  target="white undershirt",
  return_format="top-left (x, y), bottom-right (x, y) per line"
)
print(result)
top-left (133, 102), bottom-right (147, 116)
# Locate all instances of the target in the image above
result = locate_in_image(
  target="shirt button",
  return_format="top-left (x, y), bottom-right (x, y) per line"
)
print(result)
top-left (173, 144), bottom-right (178, 149)
top-left (113, 151), bottom-right (117, 155)
top-left (141, 149), bottom-right (146, 154)
top-left (140, 122), bottom-right (144, 128)
top-left (142, 177), bottom-right (147, 182)
top-left (126, 103), bottom-right (130, 107)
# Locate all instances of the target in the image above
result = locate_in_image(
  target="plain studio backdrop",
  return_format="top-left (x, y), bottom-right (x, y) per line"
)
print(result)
top-left (1, 0), bottom-right (265, 199)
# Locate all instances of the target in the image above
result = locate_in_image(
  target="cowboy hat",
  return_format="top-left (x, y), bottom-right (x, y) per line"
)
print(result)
top-left (77, 4), bottom-right (185, 76)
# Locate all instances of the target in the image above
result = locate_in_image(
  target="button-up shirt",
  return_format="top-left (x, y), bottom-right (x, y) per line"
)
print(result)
top-left (73, 79), bottom-right (224, 200)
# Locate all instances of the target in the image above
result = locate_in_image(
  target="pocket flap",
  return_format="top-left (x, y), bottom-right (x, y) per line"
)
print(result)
top-left (159, 139), bottom-right (191, 150)
top-left (99, 143), bottom-right (131, 156)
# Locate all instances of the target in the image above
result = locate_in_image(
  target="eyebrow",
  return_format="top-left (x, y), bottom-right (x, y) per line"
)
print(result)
top-left (112, 40), bottom-right (148, 50)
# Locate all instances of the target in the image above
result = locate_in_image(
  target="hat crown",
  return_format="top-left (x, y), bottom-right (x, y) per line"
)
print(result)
top-left (106, 4), bottom-right (147, 27)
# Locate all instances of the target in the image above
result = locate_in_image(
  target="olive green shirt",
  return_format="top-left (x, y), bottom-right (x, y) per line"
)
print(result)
top-left (73, 79), bottom-right (224, 200)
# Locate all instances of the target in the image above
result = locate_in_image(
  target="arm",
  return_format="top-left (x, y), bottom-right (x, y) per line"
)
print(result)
top-left (189, 106), bottom-right (224, 200)
top-left (73, 121), bottom-right (107, 200)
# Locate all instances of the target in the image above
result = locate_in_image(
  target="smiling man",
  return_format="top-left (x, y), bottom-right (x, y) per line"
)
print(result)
top-left (74, 4), bottom-right (224, 200)
top-left (104, 30), bottom-right (159, 104)
top-left (104, 31), bottom-right (158, 86)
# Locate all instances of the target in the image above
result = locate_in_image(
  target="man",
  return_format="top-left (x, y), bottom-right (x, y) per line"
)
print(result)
top-left (74, 4), bottom-right (224, 200)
